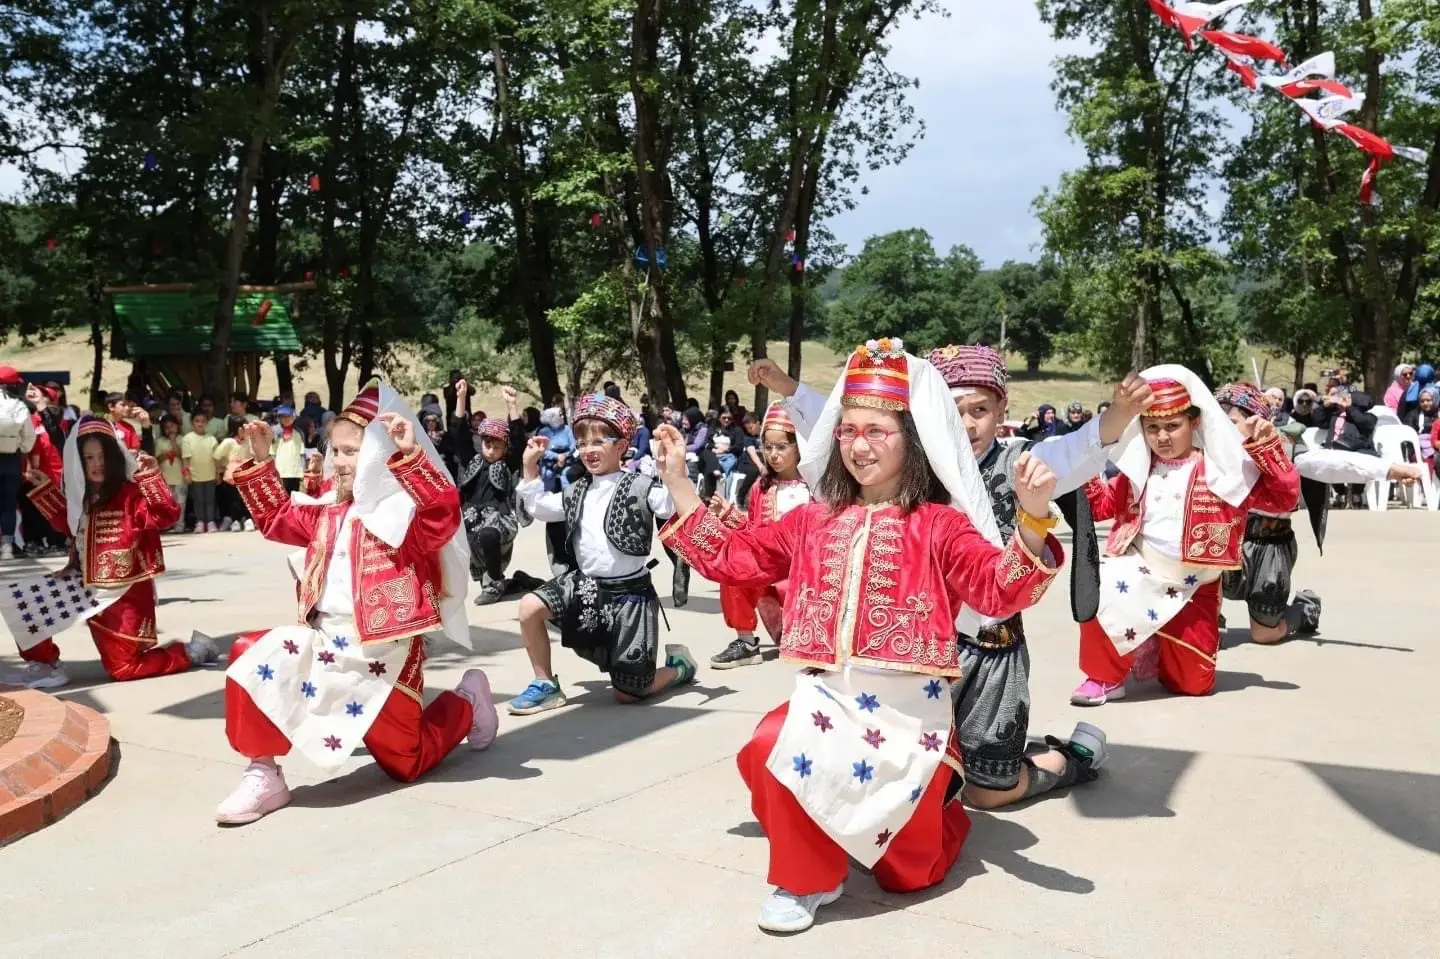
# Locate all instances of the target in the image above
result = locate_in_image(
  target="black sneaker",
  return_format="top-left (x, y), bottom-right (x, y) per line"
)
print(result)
top-left (711, 637), bottom-right (762, 669)
top-left (1288, 589), bottom-right (1322, 634)
top-left (473, 581), bottom-right (506, 606)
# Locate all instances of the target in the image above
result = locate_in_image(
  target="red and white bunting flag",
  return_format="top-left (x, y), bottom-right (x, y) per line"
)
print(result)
top-left (1257, 52), bottom-right (1336, 91)
top-left (1292, 93), bottom-right (1366, 129)
top-left (1201, 30), bottom-right (1287, 65)
top-left (1220, 51), bottom-right (1259, 90)
top-left (1173, 1), bottom-right (1252, 48)
top-left (1276, 77), bottom-right (1355, 99)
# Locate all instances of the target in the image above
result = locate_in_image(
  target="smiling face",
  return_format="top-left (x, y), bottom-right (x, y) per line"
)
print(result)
top-left (574, 420), bottom-right (625, 475)
top-left (1142, 412), bottom-right (1198, 460)
top-left (837, 407), bottom-right (905, 492)
top-left (955, 389), bottom-right (1002, 458)
top-left (329, 419), bottom-right (365, 501)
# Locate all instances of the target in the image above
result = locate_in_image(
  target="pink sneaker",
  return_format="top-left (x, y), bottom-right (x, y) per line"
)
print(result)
top-left (1129, 638), bottom-right (1160, 682)
top-left (216, 760), bottom-right (291, 824)
top-left (456, 668), bottom-right (499, 750)
top-left (1070, 678), bottom-right (1126, 707)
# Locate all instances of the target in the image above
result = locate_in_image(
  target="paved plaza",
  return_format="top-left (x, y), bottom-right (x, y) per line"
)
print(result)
top-left (1, 511), bottom-right (1436, 958)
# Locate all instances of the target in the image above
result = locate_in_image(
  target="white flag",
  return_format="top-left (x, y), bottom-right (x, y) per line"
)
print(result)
top-left (1258, 52), bottom-right (1336, 90)
top-left (1293, 94), bottom-right (1365, 129)
top-left (1394, 145), bottom-right (1429, 164)
top-left (1, 573), bottom-right (107, 652)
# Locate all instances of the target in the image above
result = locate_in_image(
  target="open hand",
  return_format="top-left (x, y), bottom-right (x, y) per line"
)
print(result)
top-left (135, 451), bottom-right (159, 474)
top-left (653, 424), bottom-right (689, 485)
top-left (1013, 452), bottom-right (1058, 519)
top-left (377, 412), bottom-right (416, 454)
top-left (708, 492), bottom-right (727, 515)
top-left (243, 421), bottom-right (273, 461)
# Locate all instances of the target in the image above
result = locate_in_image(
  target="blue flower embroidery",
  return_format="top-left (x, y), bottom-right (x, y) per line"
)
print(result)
top-left (909, 785), bottom-right (923, 803)
top-left (855, 692), bottom-right (880, 713)
top-left (1184, 574), bottom-right (1198, 586)
top-left (257, 664), bottom-right (274, 680)
top-left (792, 754), bottom-right (813, 778)
top-left (1116, 580), bottom-right (1129, 594)
top-left (345, 701), bottom-right (364, 717)
top-left (923, 679), bottom-right (943, 700)
top-left (301, 681), bottom-right (317, 699)
top-left (1147, 609), bottom-right (1159, 622)
top-left (333, 636), bottom-right (350, 650)
top-left (852, 760), bottom-right (874, 784)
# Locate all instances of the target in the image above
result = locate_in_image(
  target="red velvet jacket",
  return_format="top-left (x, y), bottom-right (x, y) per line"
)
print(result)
top-left (716, 478), bottom-right (812, 531)
top-left (234, 448), bottom-right (460, 645)
top-left (30, 414), bottom-right (62, 485)
top-left (1083, 433), bottom-right (1298, 570)
top-left (661, 499), bottom-right (1062, 677)
top-left (26, 469), bottom-right (179, 588)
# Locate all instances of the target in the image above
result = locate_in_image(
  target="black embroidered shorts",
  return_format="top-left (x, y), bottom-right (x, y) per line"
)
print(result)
top-left (952, 615), bottom-right (1031, 792)
top-left (533, 569), bottom-right (660, 696)
top-left (1222, 516), bottom-right (1296, 628)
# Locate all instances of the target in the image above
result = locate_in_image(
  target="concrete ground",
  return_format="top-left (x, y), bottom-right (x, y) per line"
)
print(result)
top-left (0, 510), bottom-right (1435, 959)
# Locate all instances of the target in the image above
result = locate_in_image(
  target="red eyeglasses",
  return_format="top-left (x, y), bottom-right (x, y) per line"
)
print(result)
top-left (834, 424), bottom-right (900, 446)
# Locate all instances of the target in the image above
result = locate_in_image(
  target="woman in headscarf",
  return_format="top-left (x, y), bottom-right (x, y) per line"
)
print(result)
top-left (1024, 403), bottom-right (1062, 440)
top-left (1398, 363), bottom-right (1435, 421)
top-left (1384, 364), bottom-right (1414, 411)
top-left (1403, 383), bottom-right (1440, 469)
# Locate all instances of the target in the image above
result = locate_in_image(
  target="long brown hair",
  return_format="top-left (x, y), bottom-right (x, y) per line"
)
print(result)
top-left (81, 433), bottom-right (130, 507)
top-left (815, 409), bottom-right (948, 514)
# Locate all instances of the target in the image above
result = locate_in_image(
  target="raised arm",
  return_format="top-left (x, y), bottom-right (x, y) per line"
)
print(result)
top-left (932, 507), bottom-right (1062, 620)
top-left (517, 435), bottom-right (564, 522)
top-left (130, 456), bottom-right (182, 530)
top-left (23, 471), bottom-right (70, 535)
top-left (1030, 373), bottom-right (1149, 496)
top-left (376, 412), bottom-right (461, 551)
top-left (1082, 474), bottom-right (1123, 523)
top-left (1239, 421), bottom-right (1300, 515)
top-left (233, 422), bottom-right (323, 546)
top-left (450, 378), bottom-right (477, 469)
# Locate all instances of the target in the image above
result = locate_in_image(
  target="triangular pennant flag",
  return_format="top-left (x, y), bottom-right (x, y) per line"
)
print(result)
top-left (1257, 51), bottom-right (1335, 90)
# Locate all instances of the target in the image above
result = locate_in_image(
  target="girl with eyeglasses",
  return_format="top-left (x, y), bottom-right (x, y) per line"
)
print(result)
top-left (652, 338), bottom-right (1063, 933)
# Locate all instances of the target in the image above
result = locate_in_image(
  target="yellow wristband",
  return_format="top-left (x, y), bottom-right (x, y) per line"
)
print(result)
top-left (1017, 507), bottom-right (1058, 536)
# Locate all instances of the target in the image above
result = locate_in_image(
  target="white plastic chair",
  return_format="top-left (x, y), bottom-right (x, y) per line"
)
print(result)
top-left (1366, 423), bottom-right (1436, 511)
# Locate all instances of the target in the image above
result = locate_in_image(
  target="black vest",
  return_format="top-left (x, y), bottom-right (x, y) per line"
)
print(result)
top-left (562, 472), bottom-right (657, 558)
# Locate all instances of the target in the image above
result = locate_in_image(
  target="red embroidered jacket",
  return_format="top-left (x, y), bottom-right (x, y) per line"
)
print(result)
top-left (234, 448), bottom-right (460, 645)
top-left (661, 500), bottom-right (1062, 677)
top-left (30, 413), bottom-right (62, 484)
top-left (1083, 433), bottom-right (1298, 571)
top-left (27, 469), bottom-right (178, 588)
top-left (716, 479), bottom-right (812, 532)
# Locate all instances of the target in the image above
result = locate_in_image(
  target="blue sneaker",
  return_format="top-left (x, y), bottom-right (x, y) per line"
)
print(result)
top-left (508, 677), bottom-right (566, 715)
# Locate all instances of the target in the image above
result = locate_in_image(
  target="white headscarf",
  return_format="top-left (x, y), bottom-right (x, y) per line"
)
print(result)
top-left (797, 351), bottom-right (1003, 635)
top-left (347, 380), bottom-right (474, 651)
top-left (1111, 363), bottom-right (1259, 508)
top-left (62, 419), bottom-right (136, 537)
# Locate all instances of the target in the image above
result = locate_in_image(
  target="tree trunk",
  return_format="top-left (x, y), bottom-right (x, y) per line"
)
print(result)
top-left (492, 37), bottom-right (562, 403)
top-left (1292, 343), bottom-right (1307, 392)
top-left (321, 21), bottom-right (353, 411)
top-left (1026, 354), bottom-right (1041, 376)
top-left (88, 283), bottom-right (105, 404)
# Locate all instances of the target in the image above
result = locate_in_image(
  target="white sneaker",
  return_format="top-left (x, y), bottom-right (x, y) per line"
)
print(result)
top-left (215, 761), bottom-right (291, 825)
top-left (455, 668), bottom-right (499, 750)
top-left (243, 519), bottom-right (256, 532)
top-left (219, 518), bottom-right (234, 532)
top-left (1067, 721), bottom-right (1108, 771)
top-left (186, 632), bottom-right (221, 666)
top-left (0, 540), bottom-right (12, 560)
top-left (0, 661), bottom-right (70, 690)
top-left (757, 883), bottom-right (844, 933)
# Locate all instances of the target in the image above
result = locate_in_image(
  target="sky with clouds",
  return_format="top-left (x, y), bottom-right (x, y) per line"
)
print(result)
top-left (0, 5), bottom-right (1080, 269)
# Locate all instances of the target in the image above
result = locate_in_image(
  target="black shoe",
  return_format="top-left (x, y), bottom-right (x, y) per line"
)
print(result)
top-left (1288, 589), bottom-right (1322, 635)
top-left (710, 637), bottom-right (762, 669)
top-left (473, 581), bottom-right (505, 606)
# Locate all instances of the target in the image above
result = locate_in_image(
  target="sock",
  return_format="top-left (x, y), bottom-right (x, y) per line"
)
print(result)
top-left (737, 632), bottom-right (757, 646)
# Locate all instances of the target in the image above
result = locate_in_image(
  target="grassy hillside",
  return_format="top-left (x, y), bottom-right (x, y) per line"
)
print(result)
top-left (1, 328), bottom-right (1326, 418)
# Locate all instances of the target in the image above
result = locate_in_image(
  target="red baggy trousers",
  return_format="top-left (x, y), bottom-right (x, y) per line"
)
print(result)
top-left (223, 631), bottom-right (472, 783)
top-left (719, 582), bottom-right (786, 641)
top-left (21, 579), bottom-right (191, 681)
top-left (1078, 580), bottom-right (1221, 696)
top-left (737, 701), bottom-right (971, 896)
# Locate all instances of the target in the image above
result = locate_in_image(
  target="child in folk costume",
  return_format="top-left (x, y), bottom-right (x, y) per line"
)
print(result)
top-left (450, 380), bottom-right (527, 606)
top-left (655, 339), bottom-right (1064, 934)
top-left (1072, 368), bottom-right (1300, 705)
top-left (708, 403), bottom-right (811, 669)
top-left (508, 394), bottom-right (699, 715)
top-left (2, 417), bottom-right (219, 689)
top-left (215, 381), bottom-right (498, 826)
top-left (1214, 382), bottom-right (1420, 646)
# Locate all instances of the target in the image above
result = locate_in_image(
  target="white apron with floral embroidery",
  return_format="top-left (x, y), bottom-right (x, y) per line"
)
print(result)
top-left (227, 614), bottom-right (411, 769)
top-left (765, 664), bottom-right (953, 867)
top-left (1097, 547), bottom-right (1220, 657)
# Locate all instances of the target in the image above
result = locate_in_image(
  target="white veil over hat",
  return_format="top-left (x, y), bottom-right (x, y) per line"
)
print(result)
top-left (62, 419), bottom-right (136, 537)
top-left (1111, 363), bottom-right (1259, 507)
top-left (797, 352), bottom-right (1004, 635)
top-left (348, 380), bottom-right (474, 651)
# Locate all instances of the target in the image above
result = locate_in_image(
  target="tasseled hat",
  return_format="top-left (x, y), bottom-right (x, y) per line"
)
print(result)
top-left (927, 343), bottom-right (1008, 407)
top-left (75, 415), bottom-right (118, 440)
top-left (760, 403), bottom-right (796, 436)
top-left (338, 379), bottom-right (381, 430)
top-left (1214, 382), bottom-right (1272, 421)
top-left (1144, 378), bottom-right (1194, 418)
top-left (477, 418), bottom-right (511, 443)
top-left (573, 393), bottom-right (638, 440)
top-left (841, 337), bottom-right (910, 411)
